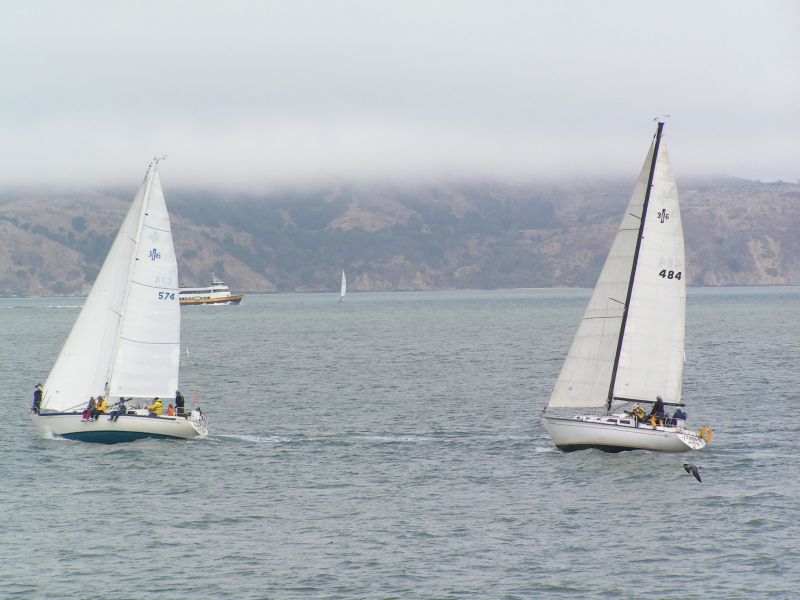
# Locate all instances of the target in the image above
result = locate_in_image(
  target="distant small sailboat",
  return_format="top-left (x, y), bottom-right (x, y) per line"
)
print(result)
top-left (541, 122), bottom-right (712, 453)
top-left (31, 159), bottom-right (208, 443)
top-left (339, 270), bottom-right (347, 302)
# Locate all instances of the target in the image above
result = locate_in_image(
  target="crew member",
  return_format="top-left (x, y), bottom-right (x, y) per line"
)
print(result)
top-left (147, 397), bottom-right (164, 416)
top-left (32, 384), bottom-right (43, 414)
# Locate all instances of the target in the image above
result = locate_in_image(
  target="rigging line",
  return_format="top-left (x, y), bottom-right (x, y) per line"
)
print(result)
top-left (613, 397), bottom-right (685, 407)
top-left (118, 336), bottom-right (178, 345)
top-left (41, 397), bottom-right (93, 412)
top-left (582, 315), bottom-right (623, 321)
top-left (606, 121), bottom-right (664, 412)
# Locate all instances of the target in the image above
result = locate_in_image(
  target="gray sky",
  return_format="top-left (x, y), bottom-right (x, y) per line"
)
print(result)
top-left (1, 0), bottom-right (798, 187)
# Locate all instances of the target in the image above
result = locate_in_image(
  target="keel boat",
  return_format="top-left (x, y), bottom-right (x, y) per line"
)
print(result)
top-left (32, 160), bottom-right (208, 443)
top-left (541, 122), bottom-right (711, 453)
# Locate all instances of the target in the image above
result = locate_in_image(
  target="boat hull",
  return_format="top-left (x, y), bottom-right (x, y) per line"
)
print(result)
top-left (33, 411), bottom-right (208, 444)
top-left (179, 294), bottom-right (243, 306)
top-left (541, 416), bottom-right (705, 453)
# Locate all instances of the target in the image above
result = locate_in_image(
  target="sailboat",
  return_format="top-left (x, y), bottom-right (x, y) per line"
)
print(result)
top-left (339, 270), bottom-right (347, 302)
top-left (31, 159), bottom-right (208, 443)
top-left (541, 122), bottom-right (711, 453)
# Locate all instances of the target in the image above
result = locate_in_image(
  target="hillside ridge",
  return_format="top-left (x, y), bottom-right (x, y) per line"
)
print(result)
top-left (1, 178), bottom-right (797, 296)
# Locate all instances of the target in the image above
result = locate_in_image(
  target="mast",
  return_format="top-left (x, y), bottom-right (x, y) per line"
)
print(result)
top-left (105, 160), bottom-right (157, 393)
top-left (605, 121), bottom-right (664, 411)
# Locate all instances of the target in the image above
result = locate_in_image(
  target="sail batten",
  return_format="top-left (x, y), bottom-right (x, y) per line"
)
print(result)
top-left (546, 123), bottom-right (685, 411)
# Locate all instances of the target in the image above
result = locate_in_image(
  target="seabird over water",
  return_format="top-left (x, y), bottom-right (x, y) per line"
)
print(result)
top-left (683, 463), bottom-right (702, 483)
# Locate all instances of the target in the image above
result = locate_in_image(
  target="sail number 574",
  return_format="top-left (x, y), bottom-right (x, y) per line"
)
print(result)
top-left (658, 269), bottom-right (682, 280)
top-left (158, 291), bottom-right (176, 300)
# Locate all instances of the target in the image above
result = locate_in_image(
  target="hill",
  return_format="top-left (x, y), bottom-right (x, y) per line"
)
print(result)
top-left (0, 178), bottom-right (797, 296)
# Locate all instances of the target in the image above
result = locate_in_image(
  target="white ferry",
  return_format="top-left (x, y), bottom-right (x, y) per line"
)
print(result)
top-left (179, 274), bottom-right (244, 306)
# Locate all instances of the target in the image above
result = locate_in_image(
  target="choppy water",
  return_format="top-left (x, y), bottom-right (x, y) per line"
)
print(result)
top-left (1, 287), bottom-right (798, 599)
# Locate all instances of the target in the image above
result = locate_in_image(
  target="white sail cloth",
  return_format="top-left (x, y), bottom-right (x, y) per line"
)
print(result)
top-left (547, 129), bottom-right (685, 409)
top-left (614, 145), bottom-right (685, 406)
top-left (42, 164), bottom-right (180, 412)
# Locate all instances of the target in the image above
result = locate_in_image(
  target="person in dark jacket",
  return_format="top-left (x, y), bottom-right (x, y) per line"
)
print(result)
top-left (672, 408), bottom-right (687, 421)
top-left (32, 384), bottom-right (43, 414)
top-left (108, 398), bottom-right (127, 422)
top-left (648, 396), bottom-right (666, 425)
top-left (175, 390), bottom-right (185, 416)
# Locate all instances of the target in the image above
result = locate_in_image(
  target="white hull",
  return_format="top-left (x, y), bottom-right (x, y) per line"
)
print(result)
top-left (179, 294), bottom-right (243, 306)
top-left (33, 411), bottom-right (208, 444)
top-left (179, 274), bottom-right (242, 305)
top-left (541, 415), bottom-right (705, 453)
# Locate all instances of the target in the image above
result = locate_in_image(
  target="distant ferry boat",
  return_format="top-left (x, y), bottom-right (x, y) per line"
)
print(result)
top-left (179, 274), bottom-right (244, 306)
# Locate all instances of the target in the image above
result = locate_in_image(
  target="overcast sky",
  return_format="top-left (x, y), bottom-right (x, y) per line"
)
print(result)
top-left (1, 0), bottom-right (798, 188)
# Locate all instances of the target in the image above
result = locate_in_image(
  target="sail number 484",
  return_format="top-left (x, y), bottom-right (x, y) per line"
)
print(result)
top-left (158, 291), bottom-right (176, 300)
top-left (658, 270), bottom-right (682, 280)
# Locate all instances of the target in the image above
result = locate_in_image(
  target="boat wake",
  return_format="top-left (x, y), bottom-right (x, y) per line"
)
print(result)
top-left (43, 430), bottom-right (80, 443)
top-left (216, 432), bottom-right (535, 445)
top-left (214, 433), bottom-right (298, 444)
top-left (0, 304), bottom-right (82, 310)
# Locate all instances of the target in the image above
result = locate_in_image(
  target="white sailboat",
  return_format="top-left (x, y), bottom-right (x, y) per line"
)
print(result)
top-left (541, 122), bottom-right (712, 453)
top-left (32, 159), bottom-right (208, 443)
top-left (339, 270), bottom-right (347, 302)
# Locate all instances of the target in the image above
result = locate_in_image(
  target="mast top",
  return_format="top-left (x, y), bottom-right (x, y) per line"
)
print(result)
top-left (146, 155), bottom-right (167, 176)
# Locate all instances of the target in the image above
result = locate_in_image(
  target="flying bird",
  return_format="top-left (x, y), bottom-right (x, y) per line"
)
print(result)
top-left (683, 463), bottom-right (702, 483)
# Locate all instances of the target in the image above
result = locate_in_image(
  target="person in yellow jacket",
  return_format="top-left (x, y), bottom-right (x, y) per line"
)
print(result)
top-left (147, 397), bottom-right (164, 416)
top-left (91, 396), bottom-right (108, 420)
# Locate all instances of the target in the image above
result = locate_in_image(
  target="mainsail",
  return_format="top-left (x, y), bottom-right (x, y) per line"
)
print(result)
top-left (547, 123), bottom-right (685, 410)
top-left (42, 162), bottom-right (180, 412)
top-left (340, 270), bottom-right (347, 300)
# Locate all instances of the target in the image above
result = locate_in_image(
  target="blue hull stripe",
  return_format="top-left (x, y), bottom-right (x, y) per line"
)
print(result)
top-left (557, 444), bottom-right (634, 453)
top-left (59, 431), bottom-right (181, 444)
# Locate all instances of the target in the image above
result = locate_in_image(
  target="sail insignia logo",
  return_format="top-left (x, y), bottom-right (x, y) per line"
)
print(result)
top-left (148, 248), bottom-right (161, 261)
top-left (657, 208), bottom-right (670, 223)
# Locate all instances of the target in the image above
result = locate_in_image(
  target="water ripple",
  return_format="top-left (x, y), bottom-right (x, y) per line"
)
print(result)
top-left (2, 288), bottom-right (798, 599)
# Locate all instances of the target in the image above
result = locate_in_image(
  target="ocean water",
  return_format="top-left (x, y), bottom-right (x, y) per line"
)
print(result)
top-left (1, 287), bottom-right (798, 599)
